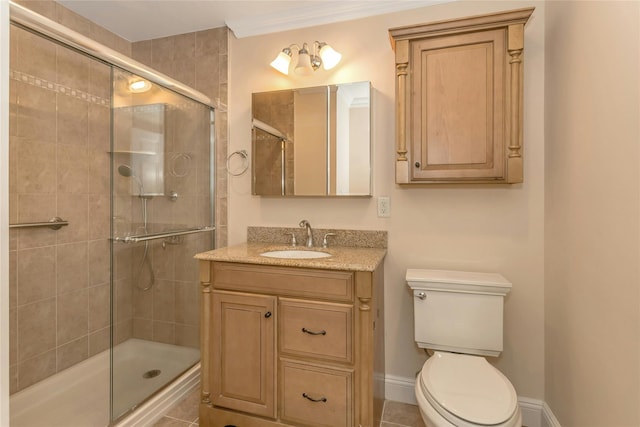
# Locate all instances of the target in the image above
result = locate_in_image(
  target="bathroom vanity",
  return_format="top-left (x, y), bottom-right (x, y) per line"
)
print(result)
top-left (195, 240), bottom-right (386, 427)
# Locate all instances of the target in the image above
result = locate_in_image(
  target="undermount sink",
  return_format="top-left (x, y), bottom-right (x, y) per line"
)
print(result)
top-left (260, 249), bottom-right (332, 259)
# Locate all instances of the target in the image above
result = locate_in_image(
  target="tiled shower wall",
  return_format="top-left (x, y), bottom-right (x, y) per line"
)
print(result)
top-left (9, 25), bottom-right (113, 393)
top-left (9, 0), bottom-right (229, 392)
top-left (131, 29), bottom-right (229, 248)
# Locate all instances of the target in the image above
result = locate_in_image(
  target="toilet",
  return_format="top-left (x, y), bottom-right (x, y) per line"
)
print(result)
top-left (406, 269), bottom-right (522, 427)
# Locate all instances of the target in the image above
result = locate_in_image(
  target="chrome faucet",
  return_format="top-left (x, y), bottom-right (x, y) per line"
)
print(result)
top-left (299, 219), bottom-right (313, 247)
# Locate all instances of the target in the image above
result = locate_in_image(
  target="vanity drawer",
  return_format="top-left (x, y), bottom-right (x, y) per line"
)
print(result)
top-left (279, 298), bottom-right (353, 364)
top-left (213, 262), bottom-right (354, 302)
top-left (280, 360), bottom-right (353, 427)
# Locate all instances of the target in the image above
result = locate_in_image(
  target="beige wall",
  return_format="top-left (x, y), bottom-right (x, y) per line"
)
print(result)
top-left (229, 1), bottom-right (545, 399)
top-left (544, 2), bottom-right (640, 425)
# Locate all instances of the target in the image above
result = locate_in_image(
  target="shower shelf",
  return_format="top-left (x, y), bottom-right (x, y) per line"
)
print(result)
top-left (112, 225), bottom-right (215, 243)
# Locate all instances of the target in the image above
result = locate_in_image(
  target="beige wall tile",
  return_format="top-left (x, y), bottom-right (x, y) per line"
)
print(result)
top-left (152, 36), bottom-right (175, 65)
top-left (57, 194), bottom-right (89, 244)
top-left (16, 137), bottom-right (57, 194)
top-left (133, 318), bottom-right (153, 341)
top-left (115, 279), bottom-right (133, 323)
top-left (88, 105), bottom-right (110, 152)
top-left (89, 327), bottom-right (110, 356)
top-left (9, 251), bottom-right (16, 309)
top-left (57, 289), bottom-right (89, 345)
top-left (17, 298), bottom-right (56, 361)
top-left (9, 364), bottom-right (17, 395)
top-left (55, 3), bottom-right (91, 38)
top-left (9, 309), bottom-right (17, 366)
top-left (88, 239), bottom-right (110, 287)
top-left (132, 40), bottom-right (152, 65)
top-left (174, 282), bottom-right (199, 326)
top-left (57, 336), bottom-right (89, 372)
top-left (115, 319), bottom-right (132, 345)
top-left (113, 245), bottom-right (133, 281)
top-left (153, 321), bottom-right (175, 345)
top-left (88, 194), bottom-right (110, 239)
top-left (17, 246), bottom-right (56, 305)
top-left (57, 242), bottom-right (88, 294)
top-left (151, 242), bottom-right (175, 281)
top-left (16, 194), bottom-right (57, 249)
top-left (57, 144), bottom-right (88, 194)
top-left (133, 286), bottom-right (153, 320)
top-left (57, 95), bottom-right (88, 146)
top-left (89, 61), bottom-right (111, 100)
top-left (18, 350), bottom-right (56, 391)
top-left (56, 45), bottom-right (90, 92)
top-left (14, 27), bottom-right (57, 81)
top-left (175, 324), bottom-right (199, 349)
top-left (88, 283), bottom-right (110, 333)
top-left (153, 280), bottom-right (175, 322)
top-left (195, 29), bottom-right (220, 57)
top-left (16, 82), bottom-right (57, 144)
top-left (88, 149), bottom-right (110, 195)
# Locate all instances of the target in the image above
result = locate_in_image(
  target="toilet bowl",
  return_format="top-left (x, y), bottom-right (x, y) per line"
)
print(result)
top-left (415, 352), bottom-right (521, 427)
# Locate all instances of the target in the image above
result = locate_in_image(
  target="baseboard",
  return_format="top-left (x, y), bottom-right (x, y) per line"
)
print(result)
top-left (385, 375), bottom-right (560, 427)
top-left (542, 401), bottom-right (562, 427)
top-left (116, 363), bottom-right (200, 427)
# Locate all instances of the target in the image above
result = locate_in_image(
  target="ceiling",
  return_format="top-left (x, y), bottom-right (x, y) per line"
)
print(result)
top-left (57, 0), bottom-right (450, 41)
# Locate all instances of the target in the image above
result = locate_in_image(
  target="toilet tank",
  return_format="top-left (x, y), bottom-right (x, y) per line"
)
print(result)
top-left (406, 269), bottom-right (512, 357)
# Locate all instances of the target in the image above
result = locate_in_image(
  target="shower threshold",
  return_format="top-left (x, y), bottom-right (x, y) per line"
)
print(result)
top-left (10, 339), bottom-right (199, 427)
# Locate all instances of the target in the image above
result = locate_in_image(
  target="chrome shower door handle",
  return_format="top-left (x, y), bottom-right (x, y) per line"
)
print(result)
top-left (415, 292), bottom-right (427, 300)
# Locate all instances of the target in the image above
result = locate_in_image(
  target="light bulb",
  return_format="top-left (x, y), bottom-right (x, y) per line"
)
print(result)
top-left (270, 50), bottom-right (292, 75)
top-left (294, 44), bottom-right (314, 76)
top-left (319, 43), bottom-right (342, 70)
top-left (129, 79), bottom-right (152, 93)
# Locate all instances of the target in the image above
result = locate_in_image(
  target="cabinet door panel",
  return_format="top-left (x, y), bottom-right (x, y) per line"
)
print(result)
top-left (411, 29), bottom-right (505, 181)
top-left (212, 291), bottom-right (276, 418)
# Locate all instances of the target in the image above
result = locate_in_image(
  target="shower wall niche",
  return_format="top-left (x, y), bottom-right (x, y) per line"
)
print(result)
top-left (115, 103), bottom-right (166, 198)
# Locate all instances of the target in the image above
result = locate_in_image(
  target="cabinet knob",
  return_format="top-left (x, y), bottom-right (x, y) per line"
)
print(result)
top-left (415, 162), bottom-right (421, 168)
top-left (415, 292), bottom-right (427, 300)
top-left (264, 311), bottom-right (272, 318)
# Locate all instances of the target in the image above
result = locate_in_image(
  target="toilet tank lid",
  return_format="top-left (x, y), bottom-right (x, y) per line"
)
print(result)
top-left (406, 269), bottom-right (512, 294)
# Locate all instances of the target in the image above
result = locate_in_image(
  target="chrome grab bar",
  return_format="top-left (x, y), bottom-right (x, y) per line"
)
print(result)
top-left (112, 226), bottom-right (215, 243)
top-left (9, 217), bottom-right (69, 230)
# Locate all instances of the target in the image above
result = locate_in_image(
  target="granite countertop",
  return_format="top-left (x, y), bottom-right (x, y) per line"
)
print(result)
top-left (195, 242), bottom-right (386, 272)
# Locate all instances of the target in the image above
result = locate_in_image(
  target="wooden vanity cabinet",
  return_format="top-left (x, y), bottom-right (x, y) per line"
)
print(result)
top-left (389, 8), bottom-right (534, 184)
top-left (199, 261), bottom-right (385, 427)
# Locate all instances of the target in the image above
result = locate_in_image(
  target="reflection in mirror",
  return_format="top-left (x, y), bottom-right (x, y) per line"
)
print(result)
top-left (252, 81), bottom-right (371, 197)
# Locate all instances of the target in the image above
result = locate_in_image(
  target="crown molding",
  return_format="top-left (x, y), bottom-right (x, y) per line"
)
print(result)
top-left (226, 0), bottom-right (455, 38)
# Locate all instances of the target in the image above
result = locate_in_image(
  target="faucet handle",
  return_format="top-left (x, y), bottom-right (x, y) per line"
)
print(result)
top-left (285, 232), bottom-right (297, 247)
top-left (322, 233), bottom-right (336, 249)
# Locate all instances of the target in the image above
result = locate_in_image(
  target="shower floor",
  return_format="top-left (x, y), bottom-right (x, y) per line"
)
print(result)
top-left (10, 339), bottom-right (199, 427)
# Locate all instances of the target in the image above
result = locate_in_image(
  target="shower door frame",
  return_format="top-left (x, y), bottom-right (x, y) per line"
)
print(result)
top-left (6, 2), bottom-right (218, 424)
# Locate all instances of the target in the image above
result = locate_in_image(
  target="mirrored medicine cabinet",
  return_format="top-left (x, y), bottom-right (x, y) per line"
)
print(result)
top-left (251, 81), bottom-right (371, 197)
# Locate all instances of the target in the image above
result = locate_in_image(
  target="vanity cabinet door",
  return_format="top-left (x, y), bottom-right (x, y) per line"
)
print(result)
top-left (211, 290), bottom-right (277, 419)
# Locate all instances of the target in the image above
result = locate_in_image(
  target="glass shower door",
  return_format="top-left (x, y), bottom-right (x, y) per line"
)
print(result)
top-left (110, 68), bottom-right (214, 421)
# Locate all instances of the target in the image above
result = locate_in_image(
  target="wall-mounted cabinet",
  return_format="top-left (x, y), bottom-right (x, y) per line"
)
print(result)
top-left (389, 8), bottom-right (534, 184)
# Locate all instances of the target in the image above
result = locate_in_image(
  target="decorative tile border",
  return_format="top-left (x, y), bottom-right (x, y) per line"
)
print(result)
top-left (10, 69), bottom-right (110, 107)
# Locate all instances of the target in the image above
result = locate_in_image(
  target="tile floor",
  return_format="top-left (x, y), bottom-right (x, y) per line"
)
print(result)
top-left (152, 388), bottom-right (426, 427)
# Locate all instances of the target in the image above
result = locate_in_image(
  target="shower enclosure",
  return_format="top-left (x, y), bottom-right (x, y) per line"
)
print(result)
top-left (8, 5), bottom-right (215, 425)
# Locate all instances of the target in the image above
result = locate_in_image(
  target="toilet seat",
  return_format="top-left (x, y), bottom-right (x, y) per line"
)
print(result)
top-left (419, 352), bottom-right (518, 426)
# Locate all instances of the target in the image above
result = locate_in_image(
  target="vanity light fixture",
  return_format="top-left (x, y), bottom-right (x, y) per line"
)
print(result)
top-left (129, 78), bottom-right (152, 93)
top-left (270, 41), bottom-right (342, 76)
